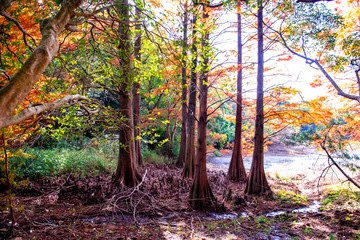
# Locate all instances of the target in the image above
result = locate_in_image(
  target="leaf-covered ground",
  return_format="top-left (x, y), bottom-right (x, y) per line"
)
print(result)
top-left (1, 164), bottom-right (360, 239)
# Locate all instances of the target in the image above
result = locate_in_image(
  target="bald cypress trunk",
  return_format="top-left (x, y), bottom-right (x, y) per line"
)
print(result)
top-left (183, 13), bottom-right (197, 178)
top-left (228, 2), bottom-right (247, 181)
top-left (189, 8), bottom-right (216, 210)
top-left (133, 4), bottom-right (143, 167)
top-left (245, 0), bottom-right (271, 195)
top-left (113, 0), bottom-right (141, 187)
top-left (177, 2), bottom-right (189, 167)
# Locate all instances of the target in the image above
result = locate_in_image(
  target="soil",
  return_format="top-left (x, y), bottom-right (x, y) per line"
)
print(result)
top-left (1, 161), bottom-right (360, 240)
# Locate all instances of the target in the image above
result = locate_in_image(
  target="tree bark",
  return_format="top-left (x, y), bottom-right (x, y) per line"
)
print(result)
top-left (0, 0), bottom-right (83, 129)
top-left (177, 2), bottom-right (189, 167)
top-left (133, 4), bottom-right (143, 167)
top-left (189, 8), bottom-right (216, 210)
top-left (228, 2), bottom-right (247, 182)
top-left (113, 0), bottom-right (141, 187)
top-left (245, 0), bottom-right (271, 195)
top-left (182, 13), bottom-right (197, 178)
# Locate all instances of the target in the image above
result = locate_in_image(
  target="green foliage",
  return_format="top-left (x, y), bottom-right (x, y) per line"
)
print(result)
top-left (285, 123), bottom-right (321, 145)
top-left (273, 1), bottom-right (346, 70)
top-left (0, 141), bottom-right (118, 180)
top-left (208, 114), bottom-right (235, 149)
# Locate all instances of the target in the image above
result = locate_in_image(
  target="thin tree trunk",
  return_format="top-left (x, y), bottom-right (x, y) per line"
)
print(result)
top-left (228, 2), bottom-right (247, 181)
top-left (189, 8), bottom-right (216, 210)
top-left (245, 0), bottom-right (271, 195)
top-left (113, 0), bottom-right (141, 187)
top-left (133, 4), bottom-right (142, 167)
top-left (177, 2), bottom-right (188, 167)
top-left (183, 13), bottom-right (197, 178)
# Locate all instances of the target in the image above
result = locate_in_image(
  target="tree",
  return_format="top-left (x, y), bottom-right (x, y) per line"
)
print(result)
top-left (245, 0), bottom-right (271, 195)
top-left (113, 0), bottom-right (141, 187)
top-left (183, 7), bottom-right (198, 178)
top-left (228, 1), bottom-right (247, 181)
top-left (177, 1), bottom-right (189, 167)
top-left (189, 5), bottom-right (216, 209)
top-left (133, 1), bottom-right (143, 166)
top-left (0, 0), bottom-right (85, 129)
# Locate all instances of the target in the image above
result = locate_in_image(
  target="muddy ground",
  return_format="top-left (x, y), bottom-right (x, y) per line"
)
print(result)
top-left (1, 163), bottom-right (360, 239)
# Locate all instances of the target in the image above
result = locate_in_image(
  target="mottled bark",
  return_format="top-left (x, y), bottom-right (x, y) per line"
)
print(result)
top-left (189, 9), bottom-right (216, 210)
top-left (177, 2), bottom-right (189, 167)
top-left (133, 5), bottom-right (142, 167)
top-left (182, 14), bottom-right (197, 178)
top-left (228, 2), bottom-right (247, 181)
top-left (0, 0), bottom-right (83, 129)
top-left (245, 0), bottom-right (271, 195)
top-left (113, 0), bottom-right (141, 187)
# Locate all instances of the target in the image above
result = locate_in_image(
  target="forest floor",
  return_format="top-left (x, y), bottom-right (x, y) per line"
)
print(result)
top-left (1, 166), bottom-right (360, 239)
top-left (1, 146), bottom-right (360, 239)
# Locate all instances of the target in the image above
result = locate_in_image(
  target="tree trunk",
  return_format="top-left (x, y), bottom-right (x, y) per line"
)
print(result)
top-left (228, 2), bottom-right (247, 182)
top-left (0, 0), bottom-right (83, 129)
top-left (245, 0), bottom-right (271, 195)
top-left (182, 13), bottom-right (197, 178)
top-left (113, 0), bottom-right (141, 187)
top-left (177, 2), bottom-right (188, 167)
top-left (133, 4), bottom-right (143, 167)
top-left (189, 8), bottom-right (216, 210)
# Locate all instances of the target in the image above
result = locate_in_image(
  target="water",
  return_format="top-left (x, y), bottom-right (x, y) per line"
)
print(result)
top-left (292, 200), bottom-right (321, 213)
top-left (208, 146), bottom-right (328, 177)
top-left (264, 200), bottom-right (321, 217)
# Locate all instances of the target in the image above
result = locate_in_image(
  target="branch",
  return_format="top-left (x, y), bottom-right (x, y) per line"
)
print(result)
top-left (264, 20), bottom-right (360, 103)
top-left (0, 10), bottom-right (36, 50)
top-left (0, 94), bottom-right (89, 129)
top-left (0, 69), bottom-right (10, 81)
top-left (0, 0), bottom-right (84, 125)
top-left (321, 141), bottom-right (360, 190)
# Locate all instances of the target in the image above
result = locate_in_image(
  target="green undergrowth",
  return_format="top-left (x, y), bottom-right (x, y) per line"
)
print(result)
top-left (321, 186), bottom-right (360, 211)
top-left (2, 144), bottom-right (118, 180)
top-left (142, 146), bottom-right (170, 165)
top-left (1, 141), bottom-right (172, 180)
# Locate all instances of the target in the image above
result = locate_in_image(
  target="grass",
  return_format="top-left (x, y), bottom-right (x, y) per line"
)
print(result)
top-left (3, 140), bottom-right (119, 180)
top-left (1, 140), bottom-right (171, 180)
top-left (142, 146), bottom-right (169, 165)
